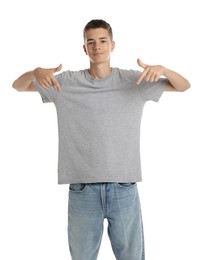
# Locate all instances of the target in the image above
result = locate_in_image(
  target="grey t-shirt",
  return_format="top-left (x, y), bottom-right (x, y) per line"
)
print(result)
top-left (34, 68), bottom-right (168, 184)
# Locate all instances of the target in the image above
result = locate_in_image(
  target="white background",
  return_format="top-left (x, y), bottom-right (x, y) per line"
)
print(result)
top-left (0, 0), bottom-right (208, 259)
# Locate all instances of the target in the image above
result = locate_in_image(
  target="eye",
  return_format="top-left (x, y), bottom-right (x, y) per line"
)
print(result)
top-left (87, 41), bottom-right (94, 45)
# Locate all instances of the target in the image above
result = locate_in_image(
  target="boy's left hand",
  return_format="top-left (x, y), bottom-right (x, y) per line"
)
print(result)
top-left (136, 59), bottom-right (165, 85)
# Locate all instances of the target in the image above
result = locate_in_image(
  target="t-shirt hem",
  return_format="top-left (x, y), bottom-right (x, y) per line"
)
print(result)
top-left (58, 177), bottom-right (142, 185)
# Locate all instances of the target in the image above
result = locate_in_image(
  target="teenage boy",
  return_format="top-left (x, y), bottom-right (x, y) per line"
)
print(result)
top-left (13, 19), bottom-right (190, 260)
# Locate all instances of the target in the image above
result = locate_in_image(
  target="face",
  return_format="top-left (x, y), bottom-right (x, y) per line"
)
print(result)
top-left (83, 28), bottom-right (115, 65)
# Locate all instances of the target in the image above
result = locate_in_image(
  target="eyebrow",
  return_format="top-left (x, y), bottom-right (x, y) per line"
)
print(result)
top-left (87, 37), bottom-right (108, 42)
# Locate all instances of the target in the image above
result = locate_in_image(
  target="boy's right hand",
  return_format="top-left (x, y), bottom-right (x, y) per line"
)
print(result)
top-left (33, 64), bottom-right (62, 92)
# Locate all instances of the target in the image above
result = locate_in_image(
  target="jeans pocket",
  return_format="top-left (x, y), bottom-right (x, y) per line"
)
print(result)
top-left (117, 182), bottom-right (136, 188)
top-left (69, 183), bottom-right (87, 192)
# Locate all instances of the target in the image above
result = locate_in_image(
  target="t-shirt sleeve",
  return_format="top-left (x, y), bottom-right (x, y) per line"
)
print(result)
top-left (131, 70), bottom-right (168, 102)
top-left (139, 78), bottom-right (168, 102)
top-left (33, 73), bottom-right (62, 103)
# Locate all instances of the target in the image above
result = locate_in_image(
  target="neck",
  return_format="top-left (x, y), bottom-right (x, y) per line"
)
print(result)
top-left (88, 63), bottom-right (112, 79)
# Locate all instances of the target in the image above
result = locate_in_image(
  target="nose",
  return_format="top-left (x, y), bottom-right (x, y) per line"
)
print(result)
top-left (93, 42), bottom-right (101, 50)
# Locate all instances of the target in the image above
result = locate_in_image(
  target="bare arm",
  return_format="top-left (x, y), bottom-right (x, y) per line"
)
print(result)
top-left (162, 68), bottom-right (190, 92)
top-left (136, 59), bottom-right (190, 92)
top-left (12, 70), bottom-right (37, 91)
top-left (12, 64), bottom-right (62, 92)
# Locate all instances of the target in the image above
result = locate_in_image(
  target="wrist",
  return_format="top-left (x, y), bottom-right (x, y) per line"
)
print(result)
top-left (33, 67), bottom-right (41, 80)
top-left (161, 66), bottom-right (169, 77)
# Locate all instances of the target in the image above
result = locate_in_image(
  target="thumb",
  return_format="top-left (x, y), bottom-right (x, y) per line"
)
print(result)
top-left (53, 64), bottom-right (62, 73)
top-left (137, 58), bottom-right (146, 69)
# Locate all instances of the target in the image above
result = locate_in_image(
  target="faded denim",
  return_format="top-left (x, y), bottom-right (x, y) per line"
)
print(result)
top-left (68, 182), bottom-right (145, 260)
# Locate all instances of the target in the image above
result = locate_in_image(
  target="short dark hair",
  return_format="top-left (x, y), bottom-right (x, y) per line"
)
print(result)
top-left (83, 19), bottom-right (113, 40)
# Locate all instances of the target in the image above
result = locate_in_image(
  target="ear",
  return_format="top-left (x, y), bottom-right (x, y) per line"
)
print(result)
top-left (83, 45), bottom-right (88, 55)
top-left (111, 41), bottom-right (115, 52)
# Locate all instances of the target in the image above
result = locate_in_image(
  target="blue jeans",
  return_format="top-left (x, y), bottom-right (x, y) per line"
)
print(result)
top-left (68, 183), bottom-right (145, 260)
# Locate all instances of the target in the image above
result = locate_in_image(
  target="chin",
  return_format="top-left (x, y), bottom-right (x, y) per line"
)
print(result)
top-left (90, 57), bottom-right (110, 64)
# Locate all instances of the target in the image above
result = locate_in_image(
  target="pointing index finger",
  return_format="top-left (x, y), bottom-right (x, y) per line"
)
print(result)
top-left (52, 77), bottom-right (61, 92)
top-left (136, 68), bottom-right (149, 85)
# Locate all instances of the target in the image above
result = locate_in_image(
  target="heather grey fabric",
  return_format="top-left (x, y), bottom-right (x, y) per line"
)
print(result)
top-left (34, 68), bottom-right (167, 184)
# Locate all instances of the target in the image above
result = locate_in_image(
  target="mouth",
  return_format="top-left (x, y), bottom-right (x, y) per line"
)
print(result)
top-left (93, 53), bottom-right (103, 56)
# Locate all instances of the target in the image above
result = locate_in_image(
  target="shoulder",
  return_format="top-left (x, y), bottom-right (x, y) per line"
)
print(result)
top-left (55, 69), bottom-right (86, 83)
top-left (114, 68), bottom-right (141, 81)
